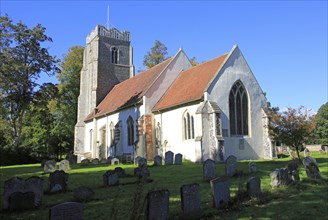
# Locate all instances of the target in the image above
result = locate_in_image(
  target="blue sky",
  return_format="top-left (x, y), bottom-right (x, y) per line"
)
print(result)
top-left (1, 1), bottom-right (327, 112)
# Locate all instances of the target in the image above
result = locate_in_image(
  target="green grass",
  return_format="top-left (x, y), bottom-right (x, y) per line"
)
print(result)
top-left (0, 152), bottom-right (327, 219)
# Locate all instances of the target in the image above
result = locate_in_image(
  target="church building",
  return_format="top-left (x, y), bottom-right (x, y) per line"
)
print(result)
top-left (74, 25), bottom-right (275, 163)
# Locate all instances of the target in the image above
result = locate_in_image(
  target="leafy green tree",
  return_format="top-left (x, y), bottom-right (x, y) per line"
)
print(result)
top-left (0, 15), bottom-right (59, 148)
top-left (143, 40), bottom-right (168, 68)
top-left (269, 106), bottom-right (315, 162)
top-left (314, 102), bottom-right (328, 145)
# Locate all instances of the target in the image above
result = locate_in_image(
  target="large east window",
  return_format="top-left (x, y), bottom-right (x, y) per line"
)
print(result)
top-left (183, 111), bottom-right (195, 140)
top-left (229, 81), bottom-right (249, 136)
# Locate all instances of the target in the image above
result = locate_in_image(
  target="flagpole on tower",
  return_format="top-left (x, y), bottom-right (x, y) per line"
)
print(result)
top-left (106, 3), bottom-right (110, 29)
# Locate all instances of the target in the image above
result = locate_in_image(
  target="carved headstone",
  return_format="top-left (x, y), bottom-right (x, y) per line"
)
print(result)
top-left (111, 158), bottom-right (119, 165)
top-left (303, 156), bottom-right (321, 179)
top-left (304, 148), bottom-right (310, 157)
top-left (49, 202), bottom-right (83, 220)
top-left (114, 167), bottom-right (125, 177)
top-left (270, 167), bottom-right (300, 188)
top-left (59, 159), bottom-right (70, 171)
top-left (247, 177), bottom-right (261, 197)
top-left (248, 162), bottom-right (257, 173)
top-left (73, 186), bottom-right (95, 202)
top-left (175, 153), bottom-right (183, 165)
top-left (203, 159), bottom-right (216, 181)
top-left (180, 183), bottom-right (201, 215)
top-left (225, 155), bottom-right (237, 177)
top-left (165, 151), bottom-right (174, 165)
top-left (80, 159), bottom-right (89, 166)
top-left (3, 177), bottom-right (26, 210)
top-left (9, 191), bottom-right (35, 211)
top-left (49, 170), bottom-right (69, 193)
top-left (67, 154), bottom-right (77, 165)
top-left (154, 155), bottom-right (162, 166)
top-left (210, 177), bottom-right (230, 209)
top-left (147, 189), bottom-right (170, 220)
top-left (44, 160), bottom-right (57, 173)
top-left (91, 158), bottom-right (100, 164)
top-left (25, 176), bottom-right (44, 207)
top-left (138, 157), bottom-right (147, 168)
top-left (103, 171), bottom-right (119, 186)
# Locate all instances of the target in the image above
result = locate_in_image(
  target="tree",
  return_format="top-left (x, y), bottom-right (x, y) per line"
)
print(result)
top-left (314, 102), bottom-right (328, 145)
top-left (143, 40), bottom-right (168, 68)
top-left (0, 15), bottom-right (59, 148)
top-left (269, 106), bottom-right (315, 162)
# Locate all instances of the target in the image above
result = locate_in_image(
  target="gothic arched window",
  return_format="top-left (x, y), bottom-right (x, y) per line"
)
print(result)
top-left (109, 122), bottom-right (114, 145)
top-left (127, 116), bottom-right (134, 145)
top-left (111, 47), bottom-right (118, 64)
top-left (183, 111), bottom-right (195, 140)
top-left (229, 81), bottom-right (249, 136)
top-left (89, 129), bottom-right (93, 151)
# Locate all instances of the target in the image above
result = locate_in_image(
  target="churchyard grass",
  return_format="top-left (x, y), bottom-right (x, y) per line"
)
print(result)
top-left (0, 152), bottom-right (327, 219)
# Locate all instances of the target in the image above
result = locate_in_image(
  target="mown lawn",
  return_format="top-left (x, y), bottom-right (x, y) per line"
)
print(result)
top-left (0, 152), bottom-right (327, 219)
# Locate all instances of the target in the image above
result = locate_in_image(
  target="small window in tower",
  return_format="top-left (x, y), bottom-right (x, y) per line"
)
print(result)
top-left (111, 47), bottom-right (119, 64)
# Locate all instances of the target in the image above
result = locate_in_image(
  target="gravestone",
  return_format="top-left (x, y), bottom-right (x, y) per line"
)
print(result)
top-left (25, 176), bottom-right (44, 207)
top-left (9, 191), bottom-right (35, 211)
top-left (3, 177), bottom-right (25, 210)
top-left (114, 167), bottom-right (125, 177)
top-left (67, 154), bottom-right (77, 165)
top-left (59, 159), bottom-right (70, 171)
top-left (103, 171), bottom-right (119, 186)
top-left (111, 158), bottom-right (119, 165)
top-left (147, 189), bottom-right (170, 220)
top-left (49, 202), bottom-right (83, 220)
top-left (49, 170), bottom-right (69, 193)
top-left (134, 156), bottom-right (141, 165)
top-left (175, 153), bottom-right (183, 165)
top-left (225, 155), bottom-right (237, 177)
top-left (44, 160), bottom-right (57, 173)
top-left (165, 151), bottom-right (174, 165)
top-left (180, 183), bottom-right (201, 215)
top-left (73, 186), bottom-right (95, 202)
top-left (304, 148), bottom-right (310, 157)
top-left (100, 158), bottom-right (109, 164)
top-left (91, 158), bottom-right (100, 164)
top-left (138, 157), bottom-right (147, 168)
top-left (107, 156), bottom-right (113, 164)
top-left (210, 177), bottom-right (230, 209)
top-left (270, 167), bottom-right (300, 188)
top-left (154, 155), bottom-right (162, 166)
top-left (138, 167), bottom-right (151, 182)
top-left (80, 159), bottom-right (89, 166)
top-left (248, 162), bottom-right (257, 173)
top-left (247, 177), bottom-right (261, 197)
top-left (203, 159), bottom-right (216, 181)
top-left (303, 156), bottom-right (321, 179)
top-left (324, 145), bottom-right (328, 153)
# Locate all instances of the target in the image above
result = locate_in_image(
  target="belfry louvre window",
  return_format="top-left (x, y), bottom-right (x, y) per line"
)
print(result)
top-left (127, 116), bottom-right (134, 145)
top-left (183, 112), bottom-right (195, 140)
top-left (111, 47), bottom-right (118, 64)
top-left (229, 81), bottom-right (249, 136)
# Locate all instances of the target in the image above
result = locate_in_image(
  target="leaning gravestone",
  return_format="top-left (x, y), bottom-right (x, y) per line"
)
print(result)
top-left (49, 202), bottom-right (83, 220)
top-left (165, 151), bottom-right (174, 165)
top-left (180, 183), bottom-right (201, 215)
top-left (175, 153), bottom-right (183, 165)
top-left (303, 156), bottom-right (321, 179)
top-left (103, 171), bottom-right (119, 186)
top-left (247, 177), bottom-right (261, 197)
top-left (203, 159), bottom-right (216, 181)
top-left (49, 170), bottom-right (69, 193)
top-left (154, 155), bottom-right (162, 166)
top-left (147, 189), bottom-right (170, 220)
top-left (270, 166), bottom-right (300, 188)
top-left (44, 159), bottom-right (57, 173)
top-left (210, 177), bottom-right (230, 209)
top-left (225, 155), bottom-right (237, 177)
top-left (304, 148), bottom-right (310, 157)
top-left (138, 157), bottom-right (147, 168)
top-left (111, 158), bottom-right (119, 165)
top-left (248, 162), bottom-right (257, 173)
top-left (73, 186), bottom-right (95, 202)
top-left (59, 159), bottom-right (70, 171)
top-left (9, 191), bottom-right (35, 211)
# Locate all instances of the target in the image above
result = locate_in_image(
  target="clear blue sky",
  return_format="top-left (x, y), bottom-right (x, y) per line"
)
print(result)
top-left (1, 1), bottom-right (327, 112)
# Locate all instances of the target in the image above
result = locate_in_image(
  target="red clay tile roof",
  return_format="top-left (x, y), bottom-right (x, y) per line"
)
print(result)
top-left (153, 53), bottom-right (229, 111)
top-left (85, 58), bottom-right (173, 121)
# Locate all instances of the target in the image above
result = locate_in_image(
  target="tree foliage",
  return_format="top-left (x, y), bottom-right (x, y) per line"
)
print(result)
top-left (314, 102), bottom-right (328, 145)
top-left (143, 40), bottom-right (168, 68)
top-left (269, 106), bottom-right (315, 162)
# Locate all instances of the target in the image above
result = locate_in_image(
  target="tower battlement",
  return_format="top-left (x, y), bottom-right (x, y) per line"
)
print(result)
top-left (86, 25), bottom-right (130, 44)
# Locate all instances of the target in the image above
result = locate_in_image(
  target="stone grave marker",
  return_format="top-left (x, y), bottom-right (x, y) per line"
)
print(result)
top-left (9, 191), bottom-right (35, 211)
top-left (25, 176), bottom-right (44, 207)
top-left (147, 189), bottom-right (170, 220)
top-left (165, 151), bottom-right (174, 165)
top-left (180, 183), bottom-right (201, 215)
top-left (80, 159), bottom-right (89, 166)
top-left (73, 186), bottom-right (95, 202)
top-left (103, 171), bottom-right (119, 186)
top-left (134, 156), bottom-right (141, 165)
top-left (138, 157), bottom-right (147, 168)
top-left (114, 167), bottom-right (125, 177)
top-left (175, 153), bottom-right (183, 165)
top-left (107, 156), bottom-right (113, 164)
top-left (304, 148), bottom-right (310, 157)
top-left (247, 177), bottom-right (261, 197)
top-left (59, 159), bottom-right (70, 171)
top-left (324, 145), bottom-right (328, 153)
top-left (138, 167), bottom-right (151, 182)
top-left (203, 159), bottom-right (216, 181)
top-left (49, 202), bottom-right (83, 220)
top-left (100, 158), bottom-right (109, 164)
top-left (91, 158), bottom-right (100, 164)
top-left (3, 177), bottom-right (25, 210)
top-left (67, 154), bottom-right (77, 165)
top-left (303, 156), bottom-right (321, 179)
top-left (49, 170), bottom-right (69, 193)
top-left (248, 162), bottom-right (257, 173)
top-left (210, 177), bottom-right (230, 209)
top-left (225, 155), bottom-right (237, 177)
top-left (111, 158), bottom-right (119, 165)
top-left (154, 155), bottom-right (162, 166)
top-left (44, 159), bottom-right (57, 173)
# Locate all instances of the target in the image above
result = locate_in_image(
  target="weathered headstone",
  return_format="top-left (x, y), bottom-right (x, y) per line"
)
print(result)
top-left (225, 155), bottom-right (237, 177)
top-left (165, 151), bottom-right (174, 165)
top-left (80, 159), bottom-right (89, 166)
top-left (270, 167), bottom-right (300, 188)
top-left (180, 183), bottom-right (201, 215)
top-left (49, 170), bottom-right (69, 193)
top-left (303, 156), bottom-right (321, 179)
top-left (44, 159), bottom-right (57, 173)
top-left (134, 156), bottom-right (141, 165)
top-left (247, 177), bottom-right (261, 197)
top-left (304, 148), bottom-right (310, 157)
top-left (154, 155), bottom-right (162, 166)
top-left (324, 145), bottom-right (328, 153)
top-left (100, 158), bottom-right (109, 164)
top-left (175, 153), bottom-right (183, 165)
top-left (248, 162), bottom-right (257, 173)
top-left (49, 202), bottom-right (83, 220)
top-left (210, 177), bottom-right (230, 209)
top-left (73, 186), bottom-right (95, 202)
top-left (138, 157), bottom-right (147, 168)
top-left (114, 167), bottom-right (125, 177)
top-left (67, 154), bottom-right (77, 165)
top-left (91, 158), bottom-right (100, 164)
top-left (103, 170), bottom-right (119, 186)
top-left (111, 158), bottom-right (119, 165)
top-left (25, 176), bottom-right (44, 207)
top-left (203, 159), bottom-right (216, 181)
top-left (3, 177), bottom-right (25, 210)
top-left (107, 156), bottom-right (113, 164)
top-left (9, 191), bottom-right (35, 211)
top-left (147, 189), bottom-right (170, 220)
top-left (59, 159), bottom-right (70, 171)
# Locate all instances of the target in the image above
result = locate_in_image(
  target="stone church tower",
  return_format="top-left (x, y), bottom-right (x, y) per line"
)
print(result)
top-left (74, 25), bottom-right (134, 159)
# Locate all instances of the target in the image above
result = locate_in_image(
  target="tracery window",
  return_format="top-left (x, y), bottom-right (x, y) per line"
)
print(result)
top-left (183, 112), bottom-right (195, 140)
top-left (127, 116), bottom-right (134, 145)
top-left (229, 81), bottom-right (249, 136)
top-left (111, 47), bottom-right (118, 64)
